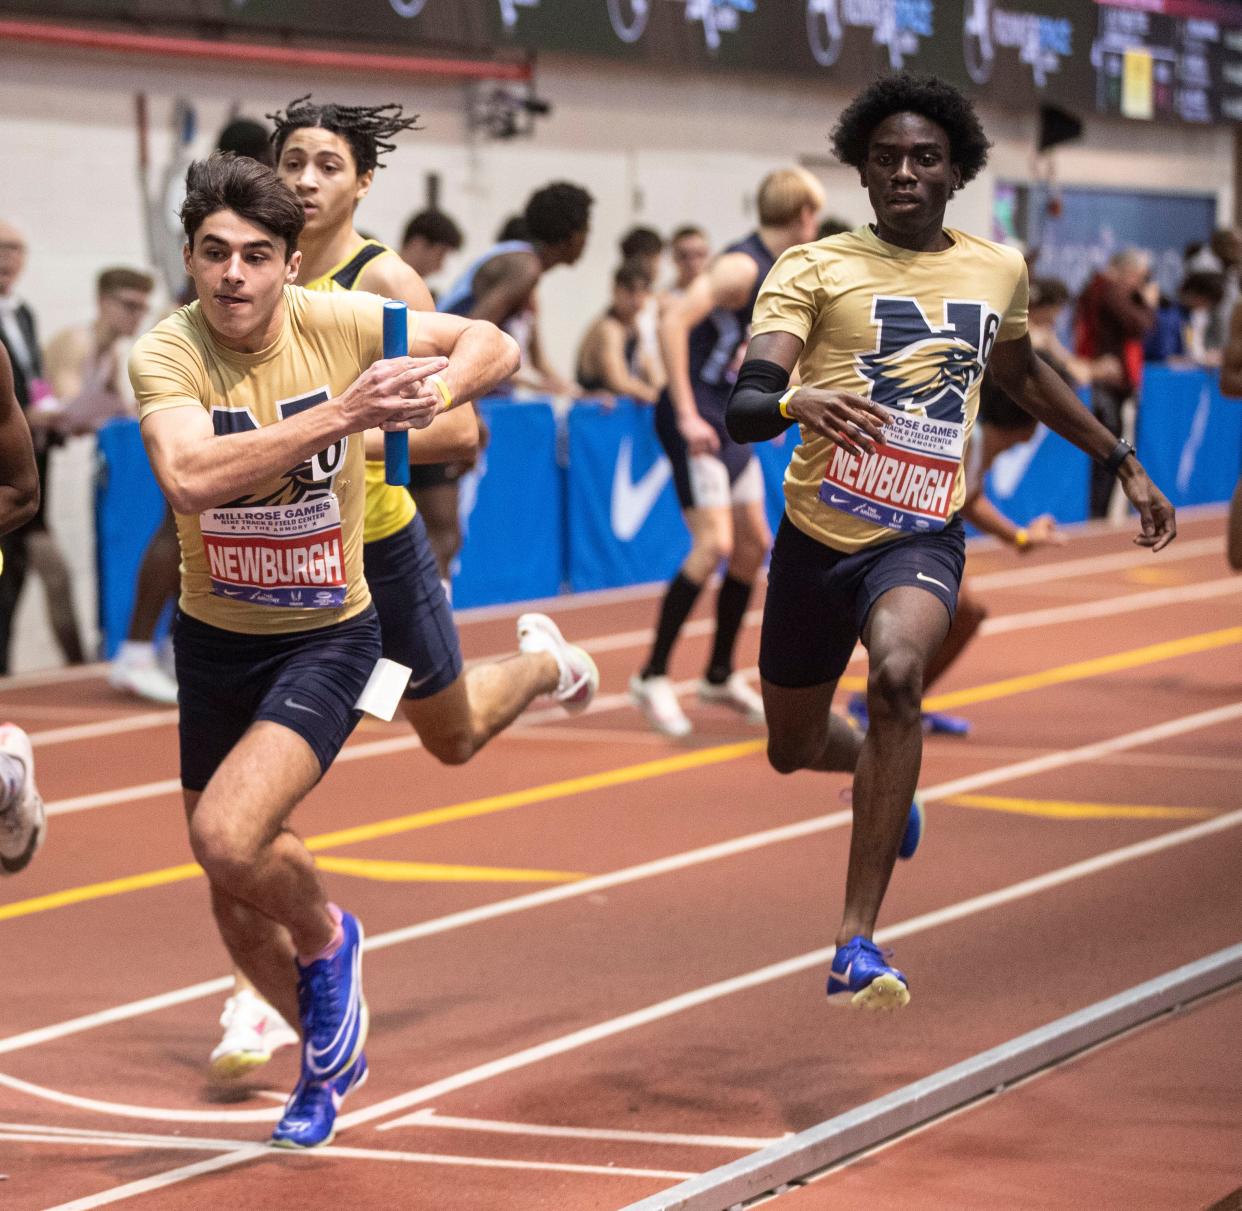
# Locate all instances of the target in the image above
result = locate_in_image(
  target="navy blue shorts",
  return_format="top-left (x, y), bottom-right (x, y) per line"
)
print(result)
top-left (759, 516), bottom-right (966, 689)
top-left (654, 392), bottom-right (758, 511)
top-left (364, 513), bottom-right (463, 700)
top-left (174, 606), bottom-right (381, 791)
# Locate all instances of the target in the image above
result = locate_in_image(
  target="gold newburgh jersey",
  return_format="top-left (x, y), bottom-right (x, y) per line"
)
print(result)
top-left (750, 225), bottom-right (1028, 554)
top-left (130, 285), bottom-right (420, 635)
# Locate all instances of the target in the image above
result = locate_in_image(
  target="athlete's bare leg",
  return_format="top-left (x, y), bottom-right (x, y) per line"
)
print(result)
top-left (186, 722), bottom-right (336, 1026)
top-left (921, 581), bottom-right (986, 690)
top-left (411, 482), bottom-right (462, 581)
top-left (400, 651), bottom-right (558, 765)
top-left (726, 498), bottom-right (770, 583)
top-left (128, 509), bottom-right (180, 641)
top-left (837, 587), bottom-right (949, 944)
top-left (763, 677), bottom-right (863, 774)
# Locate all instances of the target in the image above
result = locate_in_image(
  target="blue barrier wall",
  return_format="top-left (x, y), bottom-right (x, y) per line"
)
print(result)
top-left (95, 418), bottom-right (166, 659)
top-left (1136, 366), bottom-right (1242, 507)
top-left (93, 367), bottom-right (1239, 642)
top-left (452, 397), bottom-right (563, 607)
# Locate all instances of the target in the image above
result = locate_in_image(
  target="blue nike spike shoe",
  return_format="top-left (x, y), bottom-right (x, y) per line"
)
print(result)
top-left (845, 693), bottom-right (869, 733)
top-left (826, 936), bottom-right (910, 1010)
top-left (296, 909), bottom-right (367, 1083)
top-left (271, 1051), bottom-right (368, 1149)
top-left (922, 709), bottom-right (971, 736)
top-left (898, 795), bottom-right (924, 861)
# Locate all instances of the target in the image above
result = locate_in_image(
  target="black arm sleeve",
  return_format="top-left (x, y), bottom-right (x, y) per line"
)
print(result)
top-left (725, 358), bottom-right (794, 444)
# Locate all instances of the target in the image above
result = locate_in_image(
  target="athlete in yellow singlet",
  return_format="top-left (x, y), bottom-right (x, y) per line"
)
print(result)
top-left (197, 98), bottom-right (600, 1085)
top-left (0, 342), bottom-right (44, 876)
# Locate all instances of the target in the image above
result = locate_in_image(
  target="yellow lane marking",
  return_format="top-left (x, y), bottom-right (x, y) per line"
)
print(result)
top-left (0, 740), bottom-right (765, 923)
top-left (948, 794), bottom-right (1214, 820)
top-left (1125, 566), bottom-right (1187, 586)
top-left (923, 626), bottom-right (1242, 712)
top-left (314, 858), bottom-right (584, 883)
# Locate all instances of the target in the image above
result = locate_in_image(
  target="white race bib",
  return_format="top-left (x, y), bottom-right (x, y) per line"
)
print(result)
top-left (201, 494), bottom-right (347, 608)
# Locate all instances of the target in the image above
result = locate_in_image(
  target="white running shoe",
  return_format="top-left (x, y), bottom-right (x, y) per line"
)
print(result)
top-left (109, 643), bottom-right (178, 706)
top-left (698, 673), bottom-right (765, 725)
top-left (209, 988), bottom-right (299, 1080)
top-left (517, 613), bottom-right (599, 715)
top-left (629, 674), bottom-right (692, 738)
top-left (0, 724), bottom-right (44, 876)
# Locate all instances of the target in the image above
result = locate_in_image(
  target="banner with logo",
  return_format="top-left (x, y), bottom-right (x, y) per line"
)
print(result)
top-left (452, 397), bottom-right (564, 607)
top-left (984, 417), bottom-right (1090, 527)
top-left (1136, 367), bottom-right (1242, 506)
top-left (565, 399), bottom-right (689, 592)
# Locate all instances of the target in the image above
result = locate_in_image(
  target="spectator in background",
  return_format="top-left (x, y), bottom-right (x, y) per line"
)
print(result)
top-left (575, 261), bottom-right (660, 404)
top-left (0, 219), bottom-right (85, 673)
top-left (1186, 226), bottom-right (1241, 349)
top-left (42, 268), bottom-right (178, 703)
top-left (496, 214), bottom-right (530, 242)
top-left (1029, 277), bottom-right (1119, 388)
top-left (1148, 271), bottom-right (1225, 366)
top-left (664, 225), bottom-right (710, 303)
top-left (816, 216), bottom-right (852, 240)
top-left (414, 183), bottom-right (593, 581)
top-left (399, 209), bottom-right (464, 284)
top-left (1074, 248), bottom-right (1157, 517)
top-left (216, 117), bottom-right (276, 167)
top-left (619, 225), bottom-right (666, 389)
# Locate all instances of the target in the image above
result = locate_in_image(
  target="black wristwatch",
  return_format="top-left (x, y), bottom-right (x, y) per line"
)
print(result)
top-left (1103, 438), bottom-right (1135, 475)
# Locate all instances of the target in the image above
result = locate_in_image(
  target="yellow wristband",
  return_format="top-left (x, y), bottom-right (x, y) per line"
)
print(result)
top-left (1014, 527), bottom-right (1030, 549)
top-left (778, 387), bottom-right (798, 420)
top-left (429, 374), bottom-right (453, 410)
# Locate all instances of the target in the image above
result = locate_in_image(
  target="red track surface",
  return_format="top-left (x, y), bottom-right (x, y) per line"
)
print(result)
top-left (1, 510), bottom-right (1240, 1211)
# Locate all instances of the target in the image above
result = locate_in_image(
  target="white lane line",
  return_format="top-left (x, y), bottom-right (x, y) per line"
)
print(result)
top-left (977, 576), bottom-right (1242, 635)
top-left (31, 711), bottom-right (177, 749)
top-left (36, 1143), bottom-right (695, 1211)
top-left (21, 531), bottom-right (1227, 748)
top-left (0, 1130), bottom-right (239, 1153)
top-left (967, 535), bottom-right (1221, 591)
top-left (356, 800), bottom-right (1242, 1136)
top-left (380, 1107), bottom-right (784, 1149)
top-left (0, 978), bottom-right (231, 1057)
top-left (7, 701), bottom-right (1240, 1062)
top-left (0, 1120), bottom-right (699, 1181)
top-left (0, 1070), bottom-right (282, 1123)
top-left (41, 1148), bottom-right (269, 1211)
top-left (42, 569), bottom-right (1242, 816)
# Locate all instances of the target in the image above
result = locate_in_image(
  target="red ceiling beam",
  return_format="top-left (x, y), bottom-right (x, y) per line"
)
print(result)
top-left (0, 17), bottom-right (532, 82)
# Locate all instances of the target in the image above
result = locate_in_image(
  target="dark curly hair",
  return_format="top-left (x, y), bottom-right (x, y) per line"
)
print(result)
top-left (268, 96), bottom-right (422, 176)
top-left (524, 182), bottom-right (594, 246)
top-left (831, 73), bottom-right (991, 184)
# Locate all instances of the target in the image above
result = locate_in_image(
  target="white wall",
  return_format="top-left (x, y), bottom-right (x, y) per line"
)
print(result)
top-left (0, 41), bottom-right (1234, 669)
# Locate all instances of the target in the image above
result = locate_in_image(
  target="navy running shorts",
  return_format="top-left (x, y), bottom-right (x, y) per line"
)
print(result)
top-left (654, 391), bottom-right (758, 511)
top-left (759, 515), bottom-right (966, 689)
top-left (364, 512), bottom-right (464, 700)
top-left (174, 606), bottom-right (381, 791)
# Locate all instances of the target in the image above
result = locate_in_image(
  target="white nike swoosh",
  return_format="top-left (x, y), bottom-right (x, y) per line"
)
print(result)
top-left (829, 961), bottom-right (852, 987)
top-left (828, 494), bottom-right (850, 506)
top-left (404, 669), bottom-right (440, 692)
top-left (611, 437), bottom-right (671, 541)
top-left (305, 943), bottom-right (363, 1076)
top-left (916, 571), bottom-right (950, 593)
top-left (284, 698), bottom-right (322, 716)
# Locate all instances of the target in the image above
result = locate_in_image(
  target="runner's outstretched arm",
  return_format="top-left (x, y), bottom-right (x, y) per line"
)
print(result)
top-left (990, 333), bottom-right (1176, 551)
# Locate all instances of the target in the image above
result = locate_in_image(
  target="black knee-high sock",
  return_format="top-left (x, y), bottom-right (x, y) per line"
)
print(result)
top-left (705, 574), bottom-right (753, 685)
top-left (640, 572), bottom-right (704, 679)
